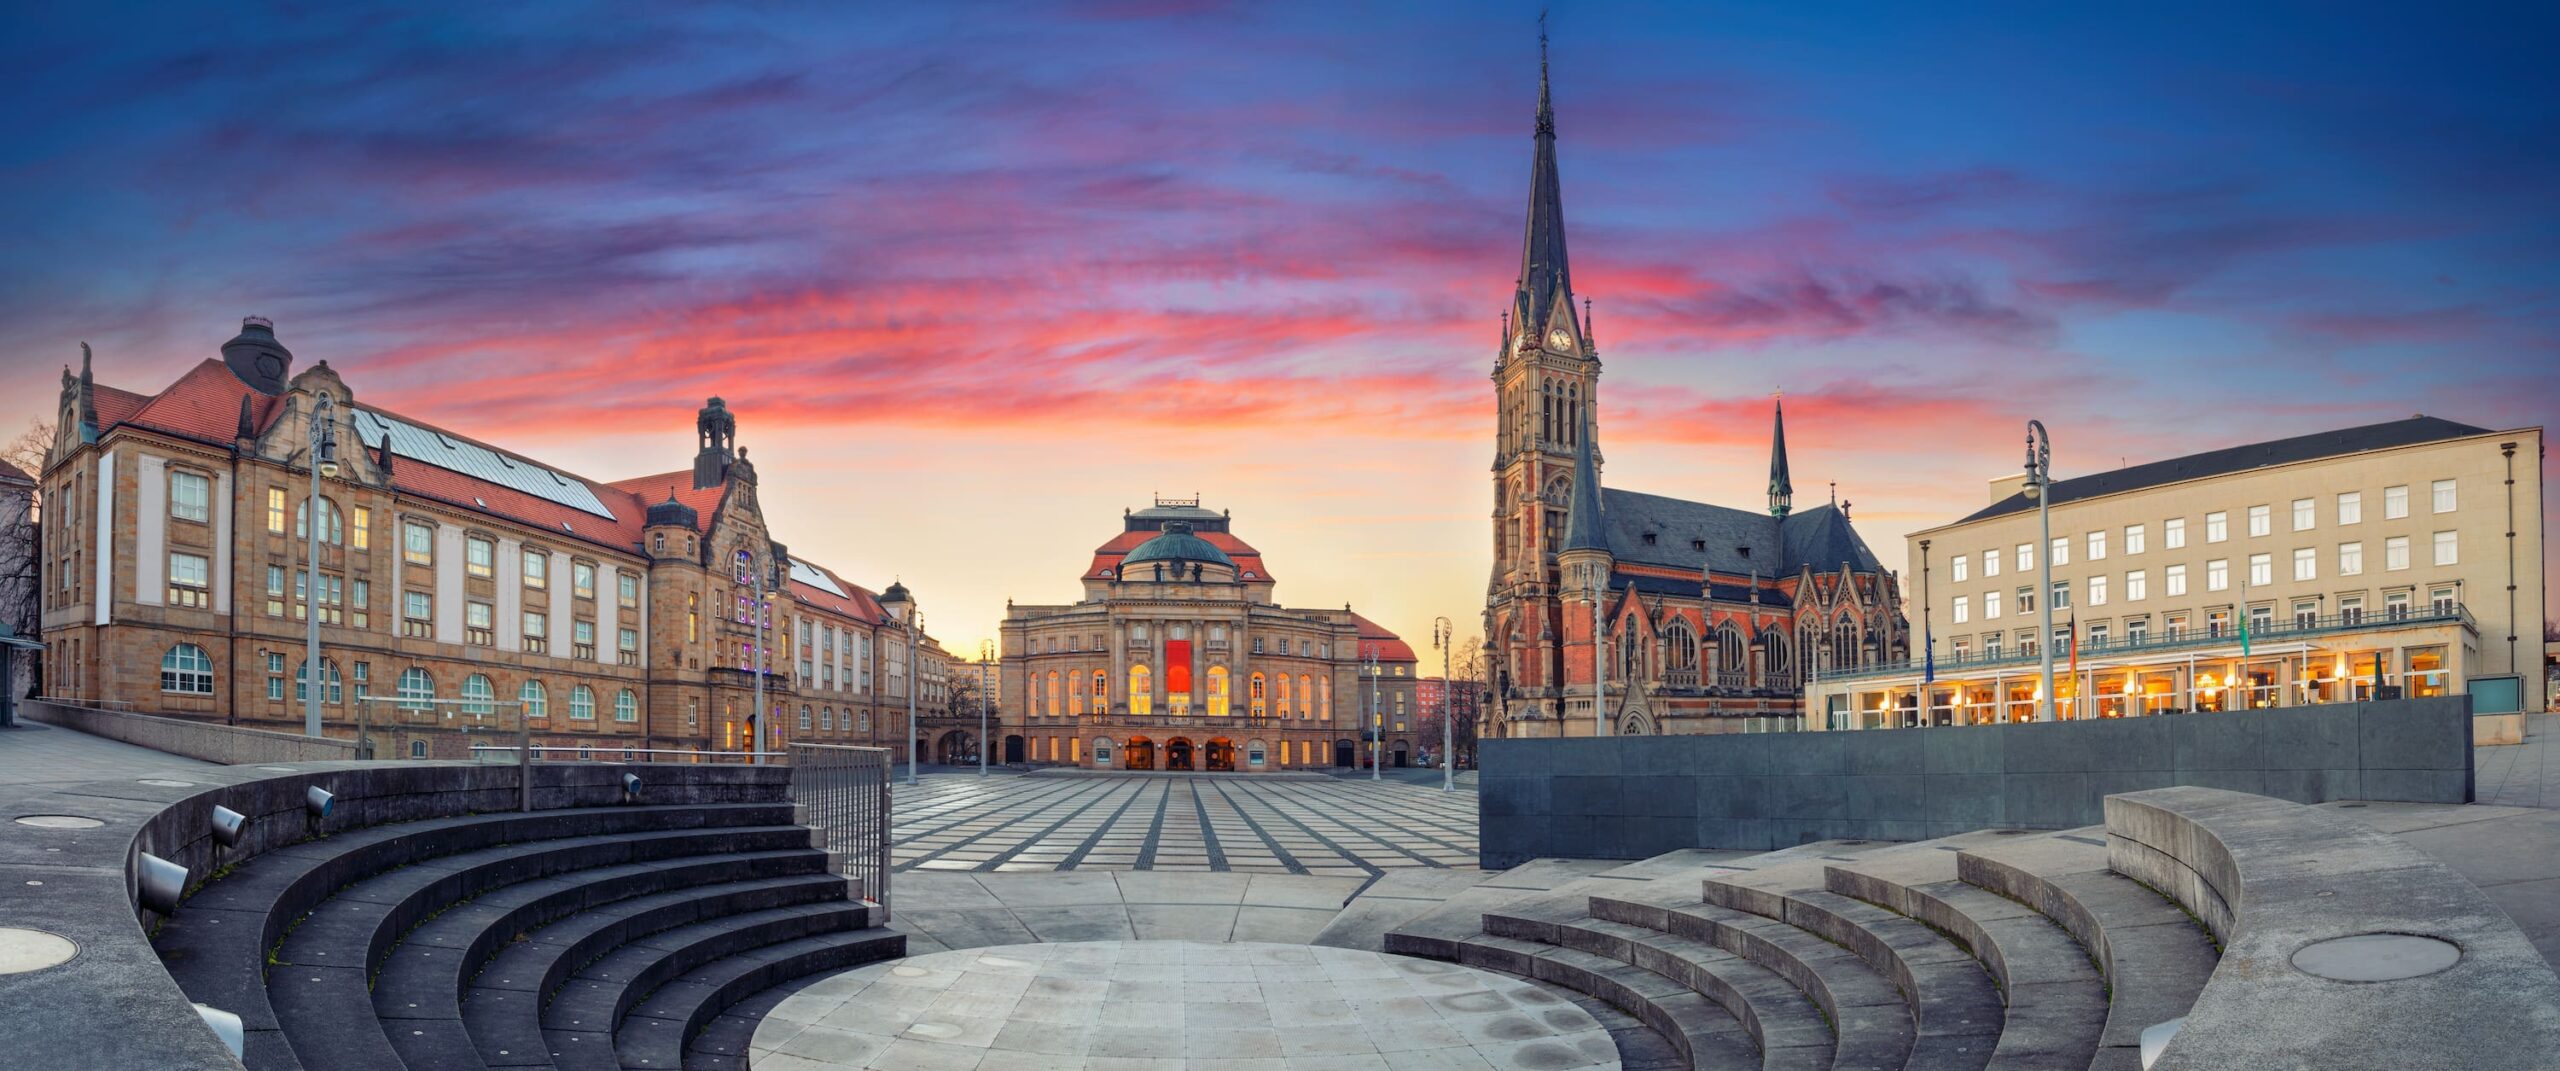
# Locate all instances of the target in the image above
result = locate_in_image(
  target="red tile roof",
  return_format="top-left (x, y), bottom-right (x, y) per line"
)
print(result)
top-left (1084, 529), bottom-right (1273, 582)
top-left (1349, 613), bottom-right (1415, 662)
top-left (604, 470), bottom-right (727, 536)
top-left (117, 360), bottom-right (280, 444)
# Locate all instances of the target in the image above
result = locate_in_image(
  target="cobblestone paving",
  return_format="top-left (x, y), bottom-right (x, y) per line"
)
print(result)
top-left (889, 773), bottom-right (1478, 875)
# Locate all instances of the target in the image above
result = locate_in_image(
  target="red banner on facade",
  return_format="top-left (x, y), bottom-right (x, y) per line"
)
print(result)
top-left (1166, 640), bottom-right (1192, 694)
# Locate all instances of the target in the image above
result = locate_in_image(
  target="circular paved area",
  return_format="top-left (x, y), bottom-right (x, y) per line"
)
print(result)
top-left (890, 773), bottom-right (1478, 875)
top-left (752, 941), bottom-right (1619, 1070)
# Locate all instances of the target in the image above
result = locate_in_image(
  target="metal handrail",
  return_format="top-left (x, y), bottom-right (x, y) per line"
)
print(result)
top-left (1829, 603), bottom-right (2474, 683)
top-left (788, 743), bottom-right (893, 922)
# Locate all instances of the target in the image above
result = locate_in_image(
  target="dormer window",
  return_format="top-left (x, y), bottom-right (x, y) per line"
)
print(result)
top-left (1642, 532), bottom-right (1657, 546)
top-left (1691, 539), bottom-right (1705, 552)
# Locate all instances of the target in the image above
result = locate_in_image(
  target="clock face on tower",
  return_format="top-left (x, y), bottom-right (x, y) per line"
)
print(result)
top-left (1549, 328), bottom-right (1573, 350)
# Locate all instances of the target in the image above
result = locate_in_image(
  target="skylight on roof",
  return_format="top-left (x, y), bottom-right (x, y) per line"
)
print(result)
top-left (352, 409), bottom-right (616, 520)
top-left (789, 559), bottom-right (847, 597)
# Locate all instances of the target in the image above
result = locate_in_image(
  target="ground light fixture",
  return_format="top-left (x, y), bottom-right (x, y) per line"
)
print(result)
top-left (194, 1004), bottom-right (244, 1059)
top-left (622, 772), bottom-right (643, 802)
top-left (209, 805), bottom-right (248, 848)
top-left (304, 786), bottom-right (335, 820)
top-left (137, 852), bottom-right (188, 914)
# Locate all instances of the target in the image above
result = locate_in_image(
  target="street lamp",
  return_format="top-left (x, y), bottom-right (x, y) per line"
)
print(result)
top-left (905, 608), bottom-right (923, 784)
top-left (1364, 645), bottom-right (1381, 781)
top-left (2025, 420), bottom-right (2056, 722)
top-left (749, 548), bottom-right (784, 765)
top-left (303, 392), bottom-right (339, 739)
top-left (978, 639), bottom-right (993, 776)
top-left (1433, 617), bottom-right (1453, 791)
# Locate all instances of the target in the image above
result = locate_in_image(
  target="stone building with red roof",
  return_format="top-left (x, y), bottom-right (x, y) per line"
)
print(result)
top-left (997, 496), bottom-right (1420, 772)
top-left (38, 318), bottom-right (950, 760)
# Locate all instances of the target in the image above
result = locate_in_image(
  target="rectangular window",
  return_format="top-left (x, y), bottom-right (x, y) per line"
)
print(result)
top-left (2205, 512), bottom-right (2227, 543)
top-left (466, 536), bottom-right (495, 578)
top-left (2293, 547), bottom-right (2316, 581)
top-left (2125, 524), bottom-right (2146, 555)
top-left (2166, 613), bottom-right (2188, 640)
top-left (2337, 492), bottom-right (2361, 526)
top-left (464, 600), bottom-right (494, 645)
top-left (2087, 622), bottom-right (2110, 648)
top-left (2432, 530), bottom-right (2457, 566)
top-left (1983, 549), bottom-right (1999, 578)
top-left (2089, 575), bottom-right (2107, 606)
top-left (2386, 535), bottom-right (2411, 571)
top-left (2016, 543), bottom-right (2032, 572)
top-left (1953, 595), bottom-right (1970, 623)
top-left (2206, 559), bottom-right (2228, 592)
top-left (2018, 585), bottom-right (2036, 615)
top-left (2126, 569), bottom-right (2147, 601)
top-left (2050, 537), bottom-right (2069, 567)
top-left (1985, 590), bottom-right (2002, 620)
top-left (295, 570), bottom-right (343, 625)
top-left (524, 552), bottom-right (547, 589)
top-left (2250, 605), bottom-right (2273, 634)
top-left (2248, 504), bottom-right (2271, 538)
top-left (2292, 498), bottom-right (2314, 531)
top-left (351, 579), bottom-right (370, 630)
top-left (573, 562), bottom-right (596, 599)
top-left (2385, 485), bottom-right (2408, 519)
top-left (573, 620), bottom-right (596, 660)
top-left (403, 521), bottom-right (433, 564)
top-left (2248, 552), bottom-right (2272, 587)
top-left (2340, 541), bottom-right (2363, 576)
top-left (619, 628), bottom-right (640, 665)
top-left (167, 552), bottom-right (211, 607)
top-left (403, 590), bottom-right (432, 637)
top-left (2087, 530), bottom-right (2106, 561)
top-left (2386, 591), bottom-right (2412, 619)
top-left (1982, 633), bottom-right (2003, 658)
top-left (2431, 586), bottom-right (2456, 615)
top-left (2340, 597), bottom-right (2364, 626)
top-left (266, 652), bottom-right (286, 700)
top-left (170, 471), bottom-right (210, 523)
top-left (2431, 479), bottom-right (2456, 513)
top-left (618, 573), bottom-right (639, 609)
top-left (525, 611), bottom-right (548, 653)
top-left (267, 487), bottom-right (287, 533)
top-left (265, 565), bottom-right (286, 616)
top-left (2294, 599), bottom-right (2319, 629)
top-left (2050, 580), bottom-right (2070, 610)
top-left (1952, 555), bottom-right (1968, 582)
top-left (2165, 517), bottom-right (2187, 549)
top-left (2125, 617), bottom-right (2149, 645)
top-left (351, 506), bottom-right (370, 550)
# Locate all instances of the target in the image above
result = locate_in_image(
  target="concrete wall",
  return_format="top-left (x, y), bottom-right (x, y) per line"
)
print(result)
top-left (1479, 696), bottom-right (2472, 866)
top-left (22, 699), bottom-right (361, 764)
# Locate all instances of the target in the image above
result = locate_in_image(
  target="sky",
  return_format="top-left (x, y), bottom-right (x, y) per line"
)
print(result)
top-left (2, 0), bottom-right (2554, 661)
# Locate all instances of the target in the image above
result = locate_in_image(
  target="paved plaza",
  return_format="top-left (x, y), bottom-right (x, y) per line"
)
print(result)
top-left (750, 940), bottom-right (1618, 1071)
top-left (890, 773), bottom-right (1478, 876)
top-left (0, 720), bottom-right (211, 813)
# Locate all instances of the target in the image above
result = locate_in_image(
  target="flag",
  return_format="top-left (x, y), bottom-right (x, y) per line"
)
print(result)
top-left (2066, 611), bottom-right (2079, 683)
top-left (1923, 633), bottom-right (1936, 685)
top-left (2236, 604), bottom-right (2251, 657)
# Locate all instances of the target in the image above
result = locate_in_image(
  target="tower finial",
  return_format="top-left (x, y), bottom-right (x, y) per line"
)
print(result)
top-left (1536, 10), bottom-right (1555, 138)
top-left (1768, 394), bottom-right (1794, 517)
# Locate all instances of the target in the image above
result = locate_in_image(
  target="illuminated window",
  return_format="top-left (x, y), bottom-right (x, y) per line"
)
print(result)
top-left (351, 506), bottom-right (371, 550)
top-left (1299, 675), bottom-right (1313, 717)
top-left (167, 552), bottom-right (211, 607)
top-left (1250, 672), bottom-right (1266, 718)
top-left (1206, 666), bottom-right (1229, 716)
top-left (404, 521), bottom-right (433, 564)
top-left (1129, 665), bottom-right (1152, 716)
top-left (466, 536), bottom-right (494, 577)
top-left (267, 487), bottom-right (288, 533)
top-left (1049, 671), bottom-right (1064, 717)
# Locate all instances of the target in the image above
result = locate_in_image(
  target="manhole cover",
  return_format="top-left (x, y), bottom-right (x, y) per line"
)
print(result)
top-left (2293, 933), bottom-right (2461, 981)
top-left (0, 928), bottom-right (79, 974)
top-left (13, 815), bottom-right (103, 829)
top-left (137, 779), bottom-right (195, 788)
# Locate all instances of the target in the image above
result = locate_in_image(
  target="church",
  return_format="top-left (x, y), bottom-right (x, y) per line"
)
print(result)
top-left (1483, 39), bottom-right (1908, 738)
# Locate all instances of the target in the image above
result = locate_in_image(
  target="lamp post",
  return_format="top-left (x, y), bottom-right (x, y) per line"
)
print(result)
top-left (1433, 617), bottom-right (1453, 791)
top-left (1364, 645), bottom-right (1381, 781)
top-left (1918, 539), bottom-right (1932, 727)
top-left (2025, 420), bottom-right (2056, 722)
top-left (303, 392), bottom-right (339, 739)
top-left (978, 639), bottom-right (993, 776)
top-left (749, 549), bottom-right (784, 765)
top-left (905, 609), bottom-right (922, 785)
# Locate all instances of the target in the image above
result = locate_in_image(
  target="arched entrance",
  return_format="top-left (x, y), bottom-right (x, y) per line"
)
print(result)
top-left (937, 730), bottom-right (977, 765)
top-left (1204, 737), bottom-right (1236, 772)
top-left (1334, 739), bottom-right (1356, 767)
top-left (1003, 735), bottom-right (1025, 764)
top-left (1165, 737), bottom-right (1195, 771)
top-left (1392, 745), bottom-right (1409, 768)
top-left (1122, 735), bottom-right (1156, 771)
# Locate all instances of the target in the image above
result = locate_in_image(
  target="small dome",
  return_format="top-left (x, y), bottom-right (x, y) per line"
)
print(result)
top-left (645, 494), bottom-right (698, 530)
top-left (1122, 521), bottom-right (1233, 570)
top-left (880, 580), bottom-right (911, 603)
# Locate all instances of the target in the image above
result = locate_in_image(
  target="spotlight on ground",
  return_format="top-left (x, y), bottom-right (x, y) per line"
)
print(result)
top-left (304, 786), bottom-right (334, 820)
top-left (210, 805), bottom-right (248, 848)
top-left (137, 852), bottom-right (188, 914)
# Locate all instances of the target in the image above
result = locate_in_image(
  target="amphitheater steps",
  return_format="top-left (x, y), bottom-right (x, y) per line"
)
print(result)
top-left (1591, 892), bottom-right (1918, 1070)
top-left (1452, 931), bottom-right (1769, 1070)
top-left (1954, 830), bottom-right (2219, 1071)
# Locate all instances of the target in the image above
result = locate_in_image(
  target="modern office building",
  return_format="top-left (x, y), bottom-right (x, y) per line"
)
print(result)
top-left (998, 497), bottom-right (1419, 772)
top-left (1805, 416), bottom-right (2545, 729)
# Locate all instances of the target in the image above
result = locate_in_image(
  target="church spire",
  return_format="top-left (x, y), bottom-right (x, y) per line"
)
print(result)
top-left (1768, 393), bottom-right (1794, 517)
top-left (1562, 404), bottom-right (1608, 553)
top-left (1516, 16), bottom-right (1574, 342)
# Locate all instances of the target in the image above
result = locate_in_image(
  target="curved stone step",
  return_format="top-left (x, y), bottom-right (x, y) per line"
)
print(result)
top-left (613, 927), bottom-right (906, 1070)
top-left (1957, 831), bottom-right (2218, 1071)
top-left (1706, 875), bottom-right (2004, 1069)
top-left (540, 902), bottom-right (868, 1070)
top-left (153, 803), bottom-right (796, 1071)
top-left (1825, 844), bottom-right (2110, 1070)
top-left (1452, 932), bottom-right (1764, 1070)
top-left (1549, 913), bottom-right (1838, 1071)
top-left (1591, 893), bottom-right (1917, 1071)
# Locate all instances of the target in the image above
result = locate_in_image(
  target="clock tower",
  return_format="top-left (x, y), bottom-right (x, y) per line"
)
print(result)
top-left (1486, 28), bottom-right (1600, 727)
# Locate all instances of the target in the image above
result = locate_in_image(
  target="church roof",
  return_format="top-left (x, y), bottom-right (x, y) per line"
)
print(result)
top-left (1514, 27), bottom-right (1574, 339)
top-left (1600, 488), bottom-right (1882, 578)
top-left (1956, 415), bottom-right (2493, 525)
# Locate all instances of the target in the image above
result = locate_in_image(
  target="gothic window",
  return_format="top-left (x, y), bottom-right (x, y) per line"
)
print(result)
top-left (1566, 384), bottom-right (1580, 444)
top-left (1835, 616), bottom-right (1860, 668)
top-left (1760, 629), bottom-right (1791, 684)
top-left (1618, 627), bottom-right (1641, 679)
top-left (1717, 626), bottom-right (1747, 674)
top-left (1662, 621), bottom-right (1697, 671)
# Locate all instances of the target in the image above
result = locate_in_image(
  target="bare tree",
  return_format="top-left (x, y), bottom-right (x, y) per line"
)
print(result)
top-left (0, 418), bottom-right (43, 697)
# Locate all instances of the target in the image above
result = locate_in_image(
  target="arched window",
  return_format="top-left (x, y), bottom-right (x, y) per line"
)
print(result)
top-left (570, 685), bottom-right (596, 720)
top-left (161, 644), bottom-right (214, 695)
top-left (1663, 621), bottom-right (1697, 671)
top-left (1275, 673), bottom-right (1291, 719)
top-left (295, 497), bottom-right (344, 545)
top-left (1048, 671), bottom-right (1063, 717)
top-left (1249, 672), bottom-right (1267, 718)
top-left (1762, 628), bottom-right (1791, 684)
top-left (397, 668), bottom-right (435, 711)
top-left (1128, 665), bottom-right (1152, 716)
top-left (410, 740), bottom-right (428, 759)
top-left (1206, 666), bottom-right (1230, 716)
top-left (460, 674), bottom-right (495, 717)
top-left (1836, 616), bottom-right (1860, 668)
top-left (1092, 670), bottom-right (1108, 713)
top-left (521, 679), bottom-right (548, 720)
top-left (295, 659), bottom-right (344, 704)
top-left (1718, 626), bottom-right (1747, 674)
top-left (1298, 675), bottom-right (1313, 718)
top-left (1069, 671), bottom-right (1085, 716)
top-left (1320, 676), bottom-right (1332, 720)
top-left (1619, 626), bottom-right (1642, 679)
top-left (616, 690), bottom-right (639, 722)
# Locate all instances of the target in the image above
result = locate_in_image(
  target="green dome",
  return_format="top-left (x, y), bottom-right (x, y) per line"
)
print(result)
top-left (1122, 521), bottom-right (1233, 570)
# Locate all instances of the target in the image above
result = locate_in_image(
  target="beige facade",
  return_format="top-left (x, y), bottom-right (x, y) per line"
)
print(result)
top-left (999, 498), bottom-right (1420, 772)
top-left (1807, 417), bottom-right (2545, 728)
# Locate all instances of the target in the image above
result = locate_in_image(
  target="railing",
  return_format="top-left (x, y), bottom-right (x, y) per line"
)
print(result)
top-left (789, 744), bottom-right (892, 922)
top-left (1825, 603), bottom-right (2475, 683)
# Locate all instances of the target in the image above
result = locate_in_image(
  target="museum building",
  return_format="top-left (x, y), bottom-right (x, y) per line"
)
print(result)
top-left (38, 319), bottom-right (951, 758)
top-left (998, 497), bottom-right (1419, 772)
